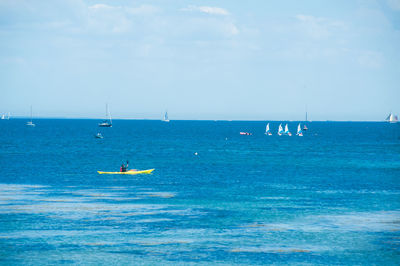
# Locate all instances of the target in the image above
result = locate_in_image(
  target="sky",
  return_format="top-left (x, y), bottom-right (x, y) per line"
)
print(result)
top-left (0, 0), bottom-right (399, 120)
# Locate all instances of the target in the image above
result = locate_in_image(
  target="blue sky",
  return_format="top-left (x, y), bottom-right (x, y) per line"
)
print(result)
top-left (0, 0), bottom-right (399, 120)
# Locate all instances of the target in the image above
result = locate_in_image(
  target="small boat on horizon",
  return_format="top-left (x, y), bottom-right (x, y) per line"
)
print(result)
top-left (99, 104), bottom-right (112, 127)
top-left (95, 133), bottom-right (103, 139)
top-left (26, 106), bottom-right (35, 127)
top-left (303, 111), bottom-right (308, 130)
top-left (265, 123), bottom-right (272, 135)
top-left (162, 111), bottom-right (170, 122)
top-left (240, 132), bottom-right (252, 135)
top-left (296, 123), bottom-right (303, 136)
top-left (1, 113), bottom-right (10, 120)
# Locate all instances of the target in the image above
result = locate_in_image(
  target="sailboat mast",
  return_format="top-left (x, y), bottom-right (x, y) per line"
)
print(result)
top-left (30, 105), bottom-right (33, 122)
top-left (108, 104), bottom-right (112, 124)
top-left (105, 104), bottom-right (112, 123)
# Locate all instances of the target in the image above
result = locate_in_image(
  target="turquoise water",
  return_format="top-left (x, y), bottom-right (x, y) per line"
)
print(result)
top-left (0, 120), bottom-right (399, 265)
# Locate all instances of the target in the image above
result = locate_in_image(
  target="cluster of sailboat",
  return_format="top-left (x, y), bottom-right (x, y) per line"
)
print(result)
top-left (264, 123), bottom-right (307, 136)
top-left (386, 113), bottom-right (399, 123)
top-left (16, 107), bottom-right (399, 131)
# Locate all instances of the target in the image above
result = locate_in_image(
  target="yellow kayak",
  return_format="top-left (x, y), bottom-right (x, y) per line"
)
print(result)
top-left (97, 169), bottom-right (154, 175)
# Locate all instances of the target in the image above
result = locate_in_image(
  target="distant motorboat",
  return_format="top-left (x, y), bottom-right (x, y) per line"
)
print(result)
top-left (296, 123), bottom-right (303, 136)
top-left (26, 106), bottom-right (35, 127)
top-left (95, 133), bottom-right (103, 139)
top-left (240, 132), bottom-right (252, 135)
top-left (386, 113), bottom-right (398, 123)
top-left (162, 111), bottom-right (170, 122)
top-left (264, 123), bottom-right (272, 135)
top-left (284, 124), bottom-right (292, 136)
top-left (278, 124), bottom-right (284, 136)
top-left (99, 104), bottom-right (112, 127)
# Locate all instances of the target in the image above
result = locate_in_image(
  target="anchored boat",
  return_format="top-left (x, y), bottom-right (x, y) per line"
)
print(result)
top-left (99, 104), bottom-right (112, 127)
top-left (303, 110), bottom-right (308, 130)
top-left (26, 106), bottom-right (35, 127)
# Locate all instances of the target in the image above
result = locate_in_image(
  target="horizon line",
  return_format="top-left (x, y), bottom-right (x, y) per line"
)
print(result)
top-left (3, 117), bottom-right (391, 122)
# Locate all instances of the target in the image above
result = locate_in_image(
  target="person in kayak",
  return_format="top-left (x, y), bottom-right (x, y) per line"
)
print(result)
top-left (120, 161), bottom-right (129, 172)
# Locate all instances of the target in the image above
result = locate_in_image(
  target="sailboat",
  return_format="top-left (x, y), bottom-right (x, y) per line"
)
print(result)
top-left (162, 111), bottom-right (170, 122)
top-left (265, 123), bottom-right (272, 135)
top-left (0, 113), bottom-right (9, 120)
top-left (99, 104), bottom-right (112, 127)
top-left (284, 124), bottom-right (292, 136)
top-left (26, 106), bottom-right (35, 127)
top-left (278, 124), bottom-right (284, 136)
top-left (386, 113), bottom-right (398, 123)
top-left (296, 123), bottom-right (303, 136)
top-left (303, 111), bottom-right (308, 131)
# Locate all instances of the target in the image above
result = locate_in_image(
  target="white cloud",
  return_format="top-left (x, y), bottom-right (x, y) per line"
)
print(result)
top-left (182, 5), bottom-right (229, 16)
top-left (358, 50), bottom-right (384, 68)
top-left (387, 0), bottom-right (400, 10)
top-left (126, 5), bottom-right (160, 15)
top-left (88, 3), bottom-right (160, 15)
top-left (86, 3), bottom-right (161, 34)
top-left (295, 14), bottom-right (346, 40)
top-left (225, 22), bottom-right (239, 35)
top-left (88, 4), bottom-right (116, 10)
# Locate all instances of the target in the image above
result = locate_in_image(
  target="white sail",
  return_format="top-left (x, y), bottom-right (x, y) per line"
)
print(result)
top-left (278, 124), bottom-right (283, 134)
top-left (284, 124), bottom-right (292, 136)
top-left (163, 111), bottom-right (170, 122)
top-left (296, 123), bottom-right (303, 136)
top-left (265, 123), bottom-right (272, 135)
top-left (386, 113), bottom-right (398, 123)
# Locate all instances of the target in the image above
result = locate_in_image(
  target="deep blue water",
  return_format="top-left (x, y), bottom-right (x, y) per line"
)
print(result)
top-left (0, 119), bottom-right (399, 265)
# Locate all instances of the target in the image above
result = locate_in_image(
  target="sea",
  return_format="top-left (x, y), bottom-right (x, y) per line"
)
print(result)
top-left (0, 119), bottom-right (399, 265)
